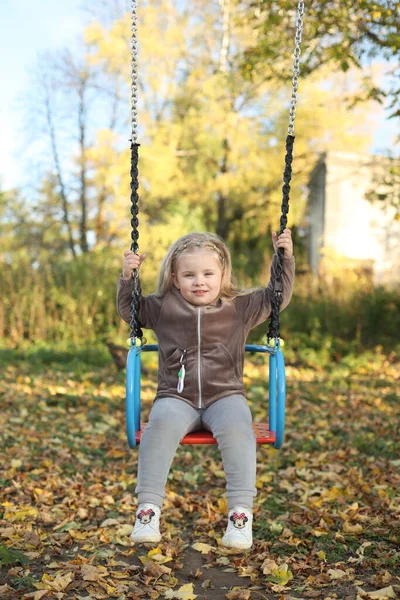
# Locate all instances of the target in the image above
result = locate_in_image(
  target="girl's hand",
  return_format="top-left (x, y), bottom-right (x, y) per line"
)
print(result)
top-left (272, 228), bottom-right (293, 258)
top-left (123, 250), bottom-right (147, 279)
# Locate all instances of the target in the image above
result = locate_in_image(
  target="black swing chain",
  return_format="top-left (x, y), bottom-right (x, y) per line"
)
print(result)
top-left (129, 140), bottom-right (143, 341)
top-left (267, 134), bottom-right (294, 341)
top-left (267, 0), bottom-right (303, 344)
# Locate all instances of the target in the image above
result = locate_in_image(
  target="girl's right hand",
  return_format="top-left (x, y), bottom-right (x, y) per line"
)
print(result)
top-left (123, 250), bottom-right (147, 279)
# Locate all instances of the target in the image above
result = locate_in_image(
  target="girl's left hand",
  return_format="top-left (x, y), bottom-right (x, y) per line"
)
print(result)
top-left (272, 228), bottom-right (293, 257)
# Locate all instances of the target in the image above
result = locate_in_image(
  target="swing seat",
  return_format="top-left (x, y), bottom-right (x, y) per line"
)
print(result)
top-left (126, 344), bottom-right (286, 449)
top-left (135, 422), bottom-right (275, 445)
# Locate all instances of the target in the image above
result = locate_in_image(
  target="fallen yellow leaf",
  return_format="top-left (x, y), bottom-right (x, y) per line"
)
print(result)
top-left (218, 498), bottom-right (228, 513)
top-left (356, 585), bottom-right (396, 599)
top-left (116, 524), bottom-right (133, 536)
top-left (269, 522), bottom-right (283, 533)
top-left (148, 547), bottom-right (173, 563)
top-left (268, 563), bottom-right (293, 586)
top-left (328, 568), bottom-right (347, 580)
top-left (81, 564), bottom-right (109, 581)
top-left (191, 542), bottom-right (214, 554)
top-left (261, 558), bottom-right (279, 575)
top-left (5, 506), bottom-right (39, 522)
top-left (225, 588), bottom-right (251, 599)
top-left (42, 572), bottom-right (74, 591)
top-left (165, 582), bottom-right (197, 599)
top-left (33, 592), bottom-right (49, 600)
top-left (311, 526), bottom-right (330, 537)
top-left (343, 522), bottom-right (363, 534)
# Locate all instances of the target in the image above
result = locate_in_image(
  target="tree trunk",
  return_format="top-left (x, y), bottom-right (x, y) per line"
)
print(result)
top-left (219, 0), bottom-right (231, 73)
top-left (216, 138), bottom-right (230, 239)
top-left (215, 0), bottom-right (232, 240)
top-left (44, 85), bottom-right (76, 258)
top-left (94, 189), bottom-right (106, 244)
top-left (78, 79), bottom-right (89, 253)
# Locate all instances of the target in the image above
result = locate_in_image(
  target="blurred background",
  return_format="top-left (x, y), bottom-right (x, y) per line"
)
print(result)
top-left (1, 0), bottom-right (399, 364)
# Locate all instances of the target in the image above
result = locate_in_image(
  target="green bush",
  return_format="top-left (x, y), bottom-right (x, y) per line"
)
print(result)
top-left (283, 281), bottom-right (400, 349)
top-left (0, 249), bottom-right (123, 345)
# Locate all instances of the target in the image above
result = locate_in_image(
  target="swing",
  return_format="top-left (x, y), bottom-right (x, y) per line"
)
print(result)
top-left (125, 1), bottom-right (304, 450)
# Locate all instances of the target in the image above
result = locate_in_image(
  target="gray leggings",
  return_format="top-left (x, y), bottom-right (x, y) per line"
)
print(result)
top-left (135, 395), bottom-right (257, 510)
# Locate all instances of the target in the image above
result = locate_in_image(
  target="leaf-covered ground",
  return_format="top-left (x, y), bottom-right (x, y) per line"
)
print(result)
top-left (0, 346), bottom-right (399, 600)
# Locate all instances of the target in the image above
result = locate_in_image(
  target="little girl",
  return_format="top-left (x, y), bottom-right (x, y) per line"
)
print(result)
top-left (117, 230), bottom-right (294, 550)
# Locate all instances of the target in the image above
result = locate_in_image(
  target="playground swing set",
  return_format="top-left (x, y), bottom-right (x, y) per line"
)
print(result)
top-left (125, 1), bottom-right (305, 450)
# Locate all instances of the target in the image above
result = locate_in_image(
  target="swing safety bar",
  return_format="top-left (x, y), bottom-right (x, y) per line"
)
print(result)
top-left (126, 344), bottom-right (286, 450)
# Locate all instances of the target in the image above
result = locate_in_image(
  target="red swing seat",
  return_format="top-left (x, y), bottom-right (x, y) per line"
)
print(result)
top-left (135, 422), bottom-right (275, 445)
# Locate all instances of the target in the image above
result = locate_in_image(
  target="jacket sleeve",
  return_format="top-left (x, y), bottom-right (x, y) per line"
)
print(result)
top-left (116, 275), bottom-right (162, 330)
top-left (236, 255), bottom-right (295, 330)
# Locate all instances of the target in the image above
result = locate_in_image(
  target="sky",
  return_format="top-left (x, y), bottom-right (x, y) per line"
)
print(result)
top-left (0, 0), bottom-right (398, 191)
top-left (0, 0), bottom-right (87, 190)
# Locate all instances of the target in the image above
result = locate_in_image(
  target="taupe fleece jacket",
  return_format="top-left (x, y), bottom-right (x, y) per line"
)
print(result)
top-left (117, 254), bottom-right (295, 410)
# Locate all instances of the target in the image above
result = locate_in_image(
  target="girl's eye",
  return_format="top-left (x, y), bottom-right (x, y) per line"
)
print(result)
top-left (184, 274), bottom-right (193, 278)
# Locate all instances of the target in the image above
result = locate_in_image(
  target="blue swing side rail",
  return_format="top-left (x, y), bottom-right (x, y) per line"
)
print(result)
top-left (126, 343), bottom-right (286, 450)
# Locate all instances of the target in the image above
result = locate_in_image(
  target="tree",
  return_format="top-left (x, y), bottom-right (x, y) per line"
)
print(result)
top-left (366, 153), bottom-right (400, 219)
top-left (0, 178), bottom-right (74, 263)
top-left (237, 0), bottom-right (400, 118)
top-left (25, 42), bottom-right (128, 259)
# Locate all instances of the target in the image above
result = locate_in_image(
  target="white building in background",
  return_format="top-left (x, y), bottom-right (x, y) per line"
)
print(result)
top-left (307, 151), bottom-right (400, 287)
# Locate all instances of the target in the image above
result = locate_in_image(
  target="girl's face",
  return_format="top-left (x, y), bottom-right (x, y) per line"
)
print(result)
top-left (172, 249), bottom-right (223, 306)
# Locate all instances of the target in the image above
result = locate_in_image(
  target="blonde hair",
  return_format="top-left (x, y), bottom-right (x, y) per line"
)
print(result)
top-left (157, 232), bottom-right (245, 299)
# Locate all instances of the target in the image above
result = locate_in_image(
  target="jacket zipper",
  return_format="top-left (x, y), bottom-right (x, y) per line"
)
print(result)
top-left (177, 348), bottom-right (187, 393)
top-left (197, 307), bottom-right (202, 408)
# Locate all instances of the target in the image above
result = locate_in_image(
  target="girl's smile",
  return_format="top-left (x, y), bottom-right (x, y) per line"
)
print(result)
top-left (172, 250), bottom-right (223, 306)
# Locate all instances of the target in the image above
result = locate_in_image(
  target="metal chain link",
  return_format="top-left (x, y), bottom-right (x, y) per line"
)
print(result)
top-left (288, 1), bottom-right (304, 136)
top-left (131, 0), bottom-right (139, 144)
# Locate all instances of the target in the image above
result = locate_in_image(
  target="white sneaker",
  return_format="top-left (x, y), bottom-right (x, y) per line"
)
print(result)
top-left (130, 503), bottom-right (161, 543)
top-left (222, 507), bottom-right (253, 550)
